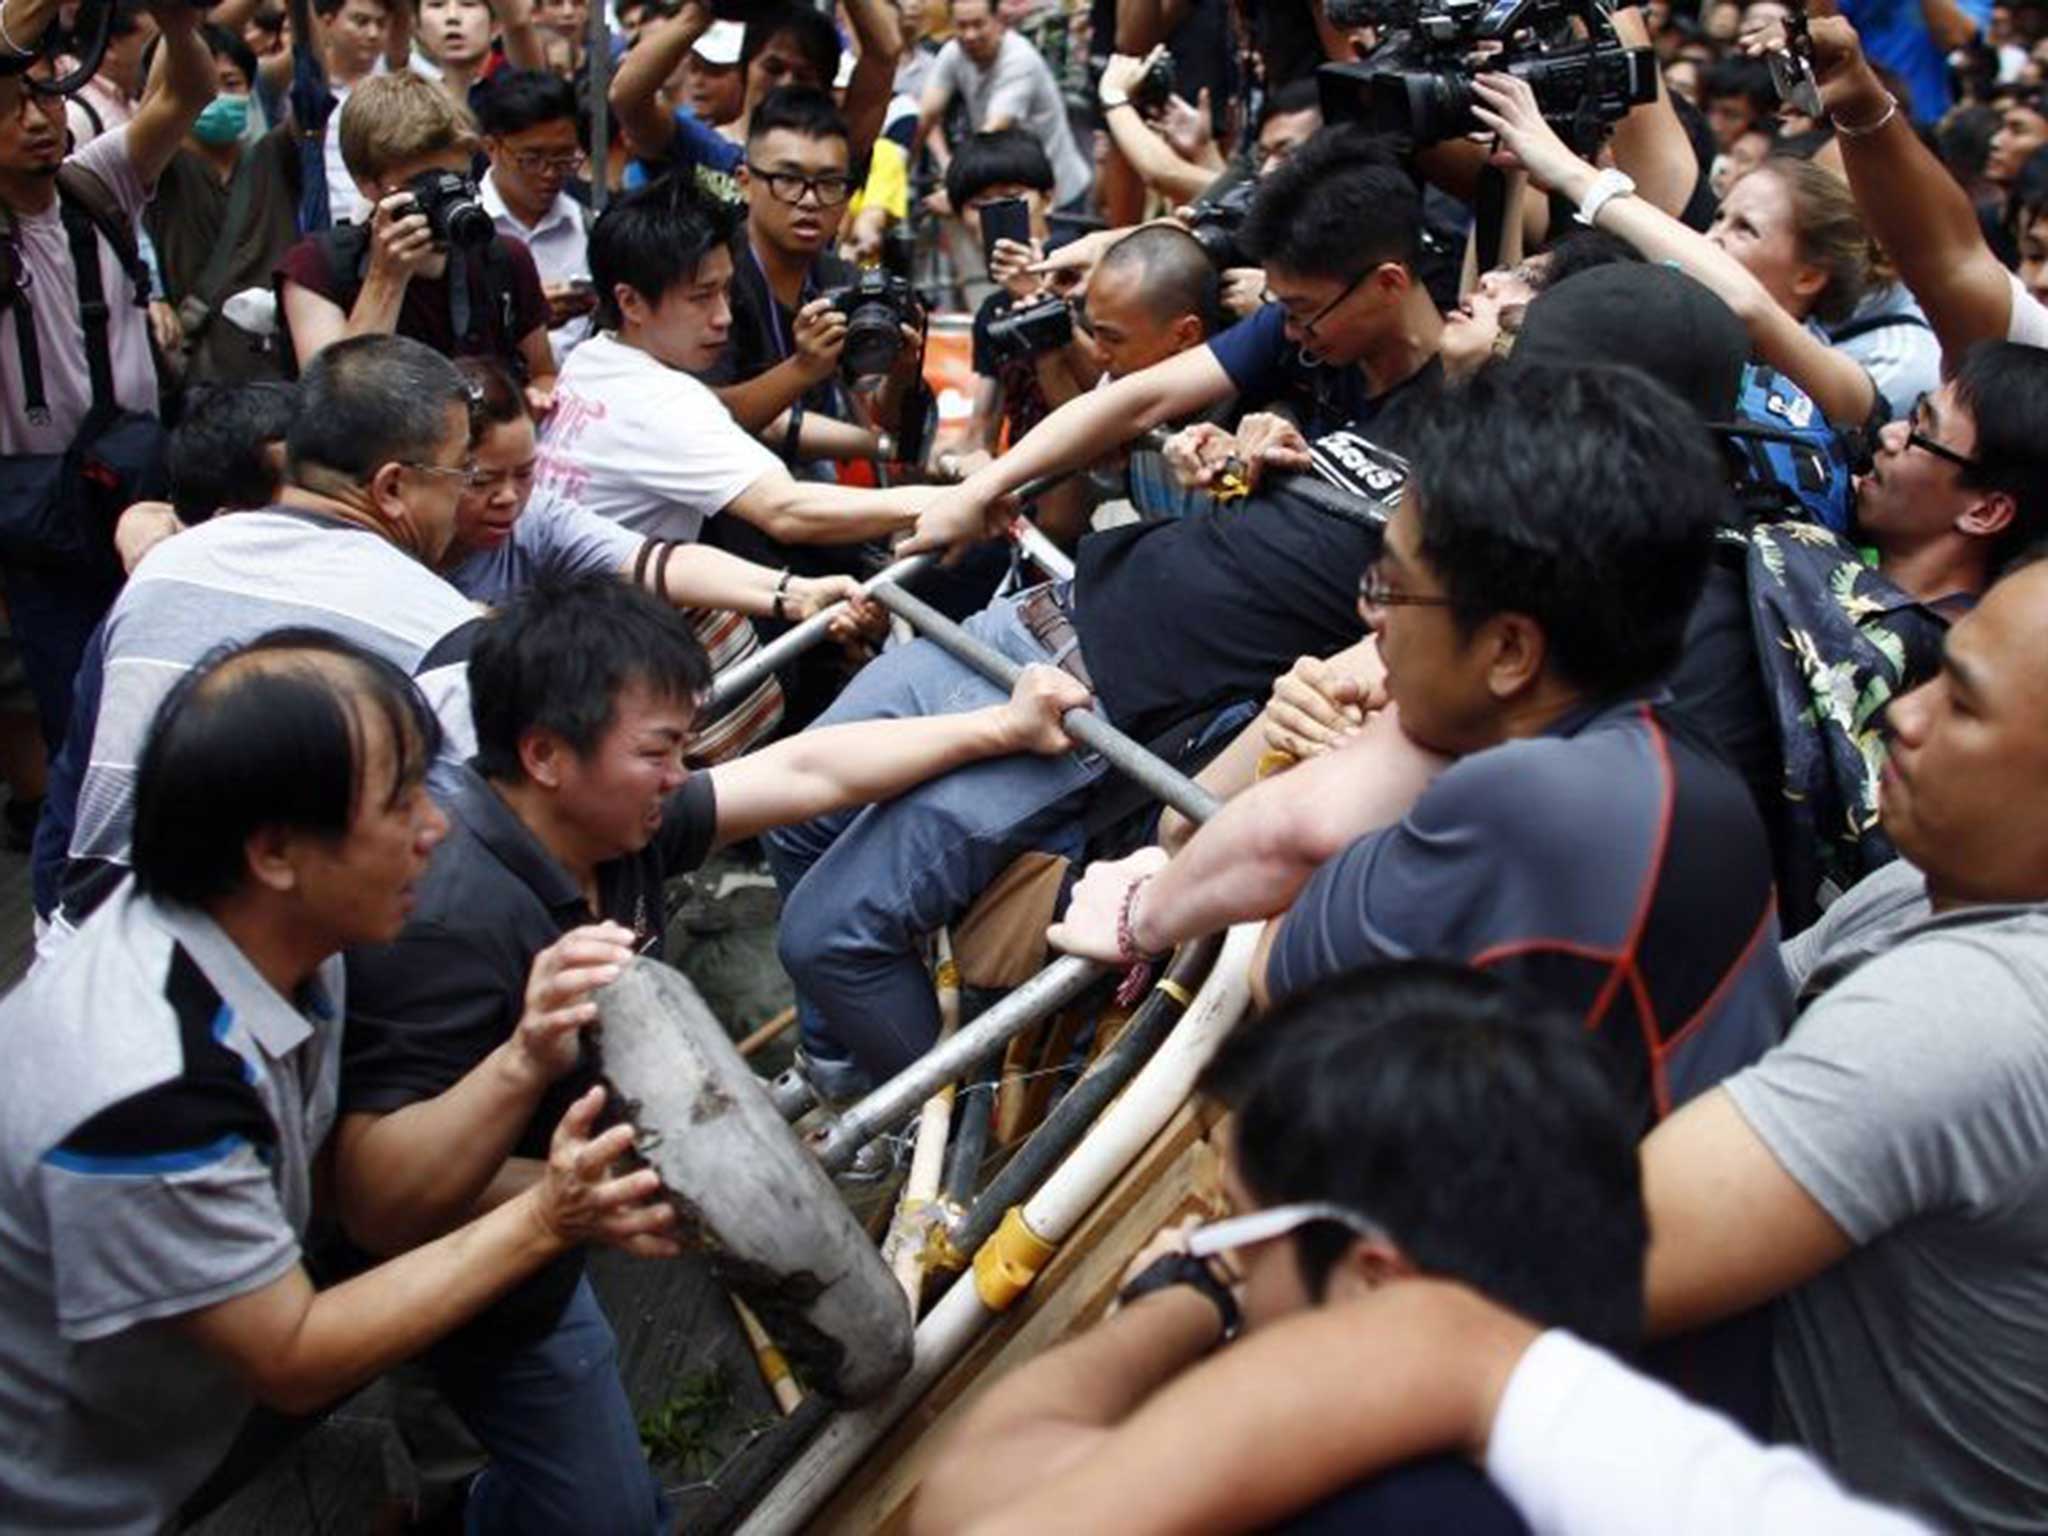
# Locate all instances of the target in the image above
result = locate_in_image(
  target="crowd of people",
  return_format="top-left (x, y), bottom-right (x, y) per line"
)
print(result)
top-left (1, 0), bottom-right (2046, 1530)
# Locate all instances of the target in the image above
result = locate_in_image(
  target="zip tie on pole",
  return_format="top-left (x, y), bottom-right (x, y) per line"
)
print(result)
top-left (972, 1205), bottom-right (1057, 1312)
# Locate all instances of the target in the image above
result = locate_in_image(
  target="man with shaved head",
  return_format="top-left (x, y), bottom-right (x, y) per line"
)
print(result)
top-left (0, 631), bottom-right (675, 1531)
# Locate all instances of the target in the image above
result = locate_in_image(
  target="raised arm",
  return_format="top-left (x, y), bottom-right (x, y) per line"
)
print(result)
top-left (608, 0), bottom-right (708, 160)
top-left (126, 2), bottom-right (215, 185)
top-left (1805, 14), bottom-right (2016, 359)
top-left (493, 0), bottom-right (547, 75)
top-left (0, 0), bottom-right (62, 60)
top-left (1098, 52), bottom-right (1217, 206)
top-left (180, 1084), bottom-right (674, 1417)
top-left (1471, 71), bottom-right (1878, 424)
top-left (707, 664), bottom-right (1090, 846)
top-left (840, 0), bottom-right (903, 168)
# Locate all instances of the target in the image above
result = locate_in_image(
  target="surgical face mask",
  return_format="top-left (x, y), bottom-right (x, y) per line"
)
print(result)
top-left (192, 92), bottom-right (250, 146)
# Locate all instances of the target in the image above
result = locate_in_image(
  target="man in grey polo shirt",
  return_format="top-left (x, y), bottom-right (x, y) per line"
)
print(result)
top-left (1637, 555), bottom-right (2048, 1531)
top-left (0, 632), bottom-right (675, 1533)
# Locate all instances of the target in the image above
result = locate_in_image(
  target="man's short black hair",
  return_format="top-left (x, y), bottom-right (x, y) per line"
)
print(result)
top-left (1950, 340), bottom-right (2048, 570)
top-left (1260, 77), bottom-right (1322, 125)
top-left (747, 84), bottom-right (850, 147)
top-left (587, 177), bottom-right (740, 330)
top-left (741, 5), bottom-right (840, 87)
top-left (1239, 125), bottom-right (1420, 278)
top-left (287, 335), bottom-right (473, 489)
top-left (1533, 228), bottom-right (1643, 292)
top-left (132, 631), bottom-right (441, 905)
top-left (1201, 961), bottom-right (1648, 1351)
top-left (1094, 223), bottom-right (1222, 335)
top-left (199, 21), bottom-right (257, 89)
top-left (470, 575), bottom-right (714, 780)
top-left (169, 382), bottom-right (299, 523)
top-left (1406, 363), bottom-right (1728, 697)
top-left (475, 68), bottom-right (580, 137)
top-left (945, 128), bottom-right (1055, 212)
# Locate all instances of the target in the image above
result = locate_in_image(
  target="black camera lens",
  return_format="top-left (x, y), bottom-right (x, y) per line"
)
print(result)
top-left (407, 170), bottom-right (495, 251)
top-left (843, 305), bottom-right (905, 375)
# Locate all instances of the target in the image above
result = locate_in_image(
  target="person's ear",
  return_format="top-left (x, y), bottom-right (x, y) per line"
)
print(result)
top-left (1959, 487), bottom-right (2017, 541)
top-left (1370, 261), bottom-right (1409, 297)
top-left (1482, 611), bottom-right (1547, 700)
top-left (365, 459), bottom-right (411, 525)
top-left (245, 825), bottom-right (300, 895)
top-left (518, 727), bottom-right (570, 790)
top-left (1789, 262), bottom-right (1829, 310)
top-left (1172, 313), bottom-right (1203, 351)
top-left (614, 282), bottom-right (650, 326)
top-left (1321, 1235), bottom-right (1416, 1303)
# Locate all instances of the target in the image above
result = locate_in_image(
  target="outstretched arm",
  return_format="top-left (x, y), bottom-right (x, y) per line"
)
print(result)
top-left (707, 665), bottom-right (1090, 846)
top-left (840, 0), bottom-right (903, 168)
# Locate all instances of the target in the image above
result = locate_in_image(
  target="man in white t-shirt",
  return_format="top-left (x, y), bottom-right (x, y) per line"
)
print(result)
top-left (911, 0), bottom-right (1090, 208)
top-left (531, 180), bottom-right (950, 552)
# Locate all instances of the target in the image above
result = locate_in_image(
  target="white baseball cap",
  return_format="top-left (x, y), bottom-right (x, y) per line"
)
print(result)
top-left (693, 19), bottom-right (743, 66)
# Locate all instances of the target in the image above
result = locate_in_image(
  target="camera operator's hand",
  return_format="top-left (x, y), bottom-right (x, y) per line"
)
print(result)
top-left (1098, 51), bottom-right (1153, 107)
top-left (1754, 14), bottom-right (1882, 119)
top-left (366, 190), bottom-right (440, 287)
top-left (1235, 412), bottom-right (1313, 491)
top-left (1028, 227), bottom-right (1121, 298)
top-left (533, 1085), bottom-right (682, 1259)
top-left (1048, 844), bottom-right (1171, 964)
top-left (1263, 652), bottom-right (1389, 762)
top-left (507, 922), bottom-right (636, 1087)
top-left (990, 237), bottom-right (1046, 301)
top-left (1160, 89), bottom-right (1218, 165)
top-left (1219, 267), bottom-right (1268, 321)
top-left (1468, 74), bottom-right (1597, 202)
top-left (543, 280), bottom-right (597, 330)
top-left (997, 663), bottom-right (1092, 756)
top-left (791, 296), bottom-right (850, 384)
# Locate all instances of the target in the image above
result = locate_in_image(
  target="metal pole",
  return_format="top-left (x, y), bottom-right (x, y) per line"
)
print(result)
top-left (864, 579), bottom-right (1224, 827)
top-left (810, 954), bottom-right (1102, 1172)
top-left (585, 0), bottom-right (611, 213)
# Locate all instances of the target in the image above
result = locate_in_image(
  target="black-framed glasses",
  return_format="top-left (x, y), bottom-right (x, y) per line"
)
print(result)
top-left (1283, 262), bottom-right (1378, 343)
top-left (1904, 392), bottom-right (1982, 473)
top-left (507, 148), bottom-right (586, 177)
top-left (746, 165), bottom-right (854, 207)
top-left (1358, 561), bottom-right (1452, 611)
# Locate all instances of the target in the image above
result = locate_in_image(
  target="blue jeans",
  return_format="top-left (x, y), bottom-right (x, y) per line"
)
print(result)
top-left (433, 1277), bottom-right (669, 1536)
top-left (767, 589), bottom-right (1110, 1083)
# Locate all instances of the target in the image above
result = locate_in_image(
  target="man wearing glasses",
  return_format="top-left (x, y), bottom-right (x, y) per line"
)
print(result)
top-left (479, 69), bottom-right (597, 366)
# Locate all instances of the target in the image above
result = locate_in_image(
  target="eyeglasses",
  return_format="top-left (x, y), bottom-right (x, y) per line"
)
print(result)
top-left (1280, 263), bottom-right (1379, 344)
top-left (402, 460), bottom-right (482, 488)
top-left (506, 148), bottom-right (587, 177)
top-left (1358, 560), bottom-right (1452, 612)
top-left (1183, 1201), bottom-right (1391, 1264)
top-left (1904, 392), bottom-right (1983, 474)
top-left (746, 165), bottom-right (854, 207)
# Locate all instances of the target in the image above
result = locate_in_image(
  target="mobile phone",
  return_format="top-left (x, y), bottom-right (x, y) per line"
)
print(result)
top-left (979, 197), bottom-right (1033, 267)
top-left (1769, 3), bottom-right (1824, 118)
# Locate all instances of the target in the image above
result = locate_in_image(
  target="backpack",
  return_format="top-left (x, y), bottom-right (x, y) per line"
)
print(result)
top-left (1717, 363), bottom-right (1869, 536)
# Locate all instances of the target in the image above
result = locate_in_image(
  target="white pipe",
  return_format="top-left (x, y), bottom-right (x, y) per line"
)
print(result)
top-left (886, 935), bottom-right (962, 1310)
top-left (1012, 520), bottom-right (1077, 584)
top-left (737, 922), bottom-right (1261, 1536)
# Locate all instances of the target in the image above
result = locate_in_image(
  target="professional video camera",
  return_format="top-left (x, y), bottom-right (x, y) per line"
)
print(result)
top-left (1317, 0), bottom-right (1657, 149)
top-left (406, 170), bottom-right (495, 251)
top-left (821, 269), bottom-right (927, 377)
top-left (982, 294), bottom-right (1075, 365)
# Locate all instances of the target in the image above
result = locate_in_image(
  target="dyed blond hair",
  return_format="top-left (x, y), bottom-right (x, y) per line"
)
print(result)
top-left (337, 70), bottom-right (477, 187)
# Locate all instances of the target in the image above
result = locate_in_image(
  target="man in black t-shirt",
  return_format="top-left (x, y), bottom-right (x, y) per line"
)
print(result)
top-left (336, 576), bottom-right (1084, 1531)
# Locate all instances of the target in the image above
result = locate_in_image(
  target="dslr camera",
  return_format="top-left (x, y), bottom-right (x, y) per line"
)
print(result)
top-left (406, 169), bottom-right (496, 250)
top-left (1318, 0), bottom-right (1657, 149)
top-left (983, 294), bottom-right (1075, 365)
top-left (821, 269), bottom-right (927, 376)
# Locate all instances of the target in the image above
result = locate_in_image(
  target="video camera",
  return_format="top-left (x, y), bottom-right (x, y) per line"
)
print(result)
top-left (1317, 0), bottom-right (1657, 149)
top-left (982, 293), bottom-right (1074, 365)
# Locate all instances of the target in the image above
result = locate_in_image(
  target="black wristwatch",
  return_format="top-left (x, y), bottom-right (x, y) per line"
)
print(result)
top-left (1116, 1252), bottom-right (1241, 1343)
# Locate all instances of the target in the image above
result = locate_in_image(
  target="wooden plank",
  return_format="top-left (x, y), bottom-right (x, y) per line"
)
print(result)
top-left (806, 1102), bottom-right (1229, 1535)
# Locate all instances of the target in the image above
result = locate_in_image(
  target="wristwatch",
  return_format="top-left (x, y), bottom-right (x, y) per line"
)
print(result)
top-left (1575, 167), bottom-right (1636, 226)
top-left (1116, 1252), bottom-right (1242, 1343)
